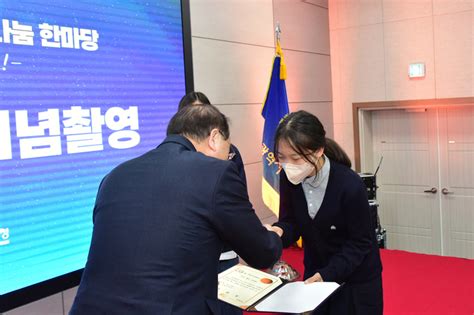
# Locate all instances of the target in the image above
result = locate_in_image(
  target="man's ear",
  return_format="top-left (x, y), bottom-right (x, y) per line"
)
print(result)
top-left (208, 128), bottom-right (220, 152)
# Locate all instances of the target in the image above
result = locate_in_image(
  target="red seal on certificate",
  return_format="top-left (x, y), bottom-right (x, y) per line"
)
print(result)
top-left (260, 278), bottom-right (273, 284)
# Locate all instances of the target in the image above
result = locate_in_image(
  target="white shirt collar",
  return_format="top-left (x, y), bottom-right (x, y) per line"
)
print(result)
top-left (303, 155), bottom-right (330, 188)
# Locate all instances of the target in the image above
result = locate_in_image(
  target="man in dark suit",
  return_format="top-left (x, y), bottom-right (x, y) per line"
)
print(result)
top-left (178, 91), bottom-right (246, 315)
top-left (70, 104), bottom-right (282, 315)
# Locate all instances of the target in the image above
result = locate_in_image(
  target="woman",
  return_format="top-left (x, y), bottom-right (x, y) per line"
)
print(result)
top-left (267, 110), bottom-right (383, 315)
top-left (178, 91), bottom-right (211, 110)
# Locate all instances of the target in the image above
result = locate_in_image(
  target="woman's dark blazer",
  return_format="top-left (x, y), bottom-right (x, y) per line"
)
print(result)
top-left (274, 160), bottom-right (382, 284)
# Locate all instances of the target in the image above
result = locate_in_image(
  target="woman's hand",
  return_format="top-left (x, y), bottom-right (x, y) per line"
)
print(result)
top-left (263, 224), bottom-right (284, 237)
top-left (304, 272), bottom-right (324, 284)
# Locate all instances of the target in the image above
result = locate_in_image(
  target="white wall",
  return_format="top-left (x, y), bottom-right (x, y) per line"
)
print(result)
top-left (329, 0), bottom-right (473, 165)
top-left (4, 1), bottom-right (332, 313)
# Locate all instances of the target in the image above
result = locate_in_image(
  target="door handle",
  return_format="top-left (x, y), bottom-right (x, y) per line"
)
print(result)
top-left (423, 187), bottom-right (437, 194)
top-left (441, 188), bottom-right (453, 195)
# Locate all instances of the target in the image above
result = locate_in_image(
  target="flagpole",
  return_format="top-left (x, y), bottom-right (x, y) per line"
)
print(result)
top-left (262, 23), bottom-right (299, 278)
top-left (261, 22), bottom-right (288, 214)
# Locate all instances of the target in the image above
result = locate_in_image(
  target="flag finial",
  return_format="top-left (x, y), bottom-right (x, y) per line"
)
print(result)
top-left (274, 22), bottom-right (286, 80)
top-left (275, 22), bottom-right (281, 42)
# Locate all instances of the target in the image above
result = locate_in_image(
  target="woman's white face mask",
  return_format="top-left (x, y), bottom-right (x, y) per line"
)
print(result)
top-left (280, 162), bottom-right (315, 185)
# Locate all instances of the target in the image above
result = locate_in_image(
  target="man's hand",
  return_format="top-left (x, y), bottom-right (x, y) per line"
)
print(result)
top-left (304, 272), bottom-right (323, 284)
top-left (263, 224), bottom-right (284, 237)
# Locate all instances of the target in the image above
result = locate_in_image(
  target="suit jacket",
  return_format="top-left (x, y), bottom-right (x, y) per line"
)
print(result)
top-left (70, 135), bottom-right (282, 315)
top-left (274, 160), bottom-right (382, 284)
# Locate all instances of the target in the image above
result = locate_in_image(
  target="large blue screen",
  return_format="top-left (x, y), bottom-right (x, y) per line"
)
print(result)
top-left (0, 0), bottom-right (186, 295)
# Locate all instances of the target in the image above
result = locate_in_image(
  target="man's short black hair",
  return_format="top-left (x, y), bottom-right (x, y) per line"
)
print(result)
top-left (167, 104), bottom-right (230, 141)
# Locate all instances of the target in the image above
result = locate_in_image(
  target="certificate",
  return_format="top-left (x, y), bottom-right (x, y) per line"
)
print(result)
top-left (218, 264), bottom-right (340, 313)
top-left (218, 264), bottom-right (283, 309)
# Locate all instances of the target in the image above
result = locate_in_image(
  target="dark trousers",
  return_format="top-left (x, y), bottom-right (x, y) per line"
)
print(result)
top-left (312, 275), bottom-right (383, 315)
top-left (218, 257), bottom-right (242, 315)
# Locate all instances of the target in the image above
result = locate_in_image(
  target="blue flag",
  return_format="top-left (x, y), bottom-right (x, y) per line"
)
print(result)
top-left (261, 41), bottom-right (289, 215)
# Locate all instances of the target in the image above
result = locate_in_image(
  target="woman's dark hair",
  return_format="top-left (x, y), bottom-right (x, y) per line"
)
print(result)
top-left (274, 110), bottom-right (351, 168)
top-left (167, 104), bottom-right (229, 141)
top-left (324, 137), bottom-right (351, 168)
top-left (178, 91), bottom-right (211, 110)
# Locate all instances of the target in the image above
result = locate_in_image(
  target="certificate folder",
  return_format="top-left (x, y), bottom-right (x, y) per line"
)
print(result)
top-left (218, 264), bottom-right (340, 313)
